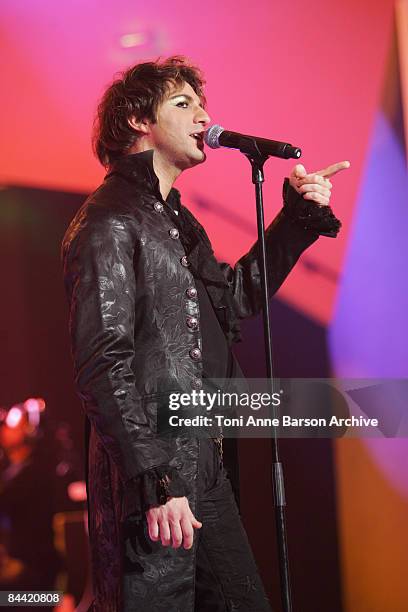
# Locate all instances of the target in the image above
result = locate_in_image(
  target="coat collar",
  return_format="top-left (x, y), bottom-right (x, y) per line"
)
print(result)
top-left (105, 150), bottom-right (181, 211)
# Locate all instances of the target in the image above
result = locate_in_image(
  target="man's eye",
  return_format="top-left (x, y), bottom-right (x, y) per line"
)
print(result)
top-left (176, 101), bottom-right (189, 108)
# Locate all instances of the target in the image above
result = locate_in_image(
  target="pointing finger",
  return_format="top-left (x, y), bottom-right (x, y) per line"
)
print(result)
top-left (315, 160), bottom-right (351, 179)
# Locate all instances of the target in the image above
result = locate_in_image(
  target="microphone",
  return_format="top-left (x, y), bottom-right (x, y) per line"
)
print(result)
top-left (204, 125), bottom-right (301, 160)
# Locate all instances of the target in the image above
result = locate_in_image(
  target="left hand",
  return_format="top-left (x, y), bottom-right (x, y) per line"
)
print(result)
top-left (289, 160), bottom-right (350, 206)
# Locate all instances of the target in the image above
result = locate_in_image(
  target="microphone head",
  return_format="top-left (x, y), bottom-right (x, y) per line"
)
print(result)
top-left (204, 124), bottom-right (224, 149)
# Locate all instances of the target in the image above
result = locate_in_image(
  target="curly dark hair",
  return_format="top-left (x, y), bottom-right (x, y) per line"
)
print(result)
top-left (92, 56), bottom-right (206, 167)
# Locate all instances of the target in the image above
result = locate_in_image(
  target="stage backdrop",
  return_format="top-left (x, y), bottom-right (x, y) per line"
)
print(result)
top-left (1, 1), bottom-right (407, 610)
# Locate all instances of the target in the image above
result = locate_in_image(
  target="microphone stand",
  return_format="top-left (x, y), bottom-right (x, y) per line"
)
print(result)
top-left (244, 144), bottom-right (293, 612)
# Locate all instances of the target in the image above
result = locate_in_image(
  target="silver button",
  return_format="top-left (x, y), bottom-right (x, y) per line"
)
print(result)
top-left (180, 256), bottom-right (189, 267)
top-left (186, 316), bottom-right (199, 330)
top-left (189, 347), bottom-right (202, 361)
top-left (154, 202), bottom-right (164, 213)
top-left (192, 377), bottom-right (203, 389)
top-left (185, 300), bottom-right (199, 316)
top-left (186, 286), bottom-right (197, 299)
top-left (169, 228), bottom-right (179, 239)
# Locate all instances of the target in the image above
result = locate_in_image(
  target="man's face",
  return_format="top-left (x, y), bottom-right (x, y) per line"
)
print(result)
top-left (145, 81), bottom-right (211, 171)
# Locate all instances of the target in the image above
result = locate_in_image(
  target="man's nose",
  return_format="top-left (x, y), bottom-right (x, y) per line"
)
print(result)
top-left (195, 107), bottom-right (211, 127)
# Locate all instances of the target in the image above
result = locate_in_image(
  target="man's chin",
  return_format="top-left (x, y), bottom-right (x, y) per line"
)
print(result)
top-left (180, 150), bottom-right (207, 170)
top-left (195, 150), bottom-right (206, 164)
top-left (192, 147), bottom-right (207, 164)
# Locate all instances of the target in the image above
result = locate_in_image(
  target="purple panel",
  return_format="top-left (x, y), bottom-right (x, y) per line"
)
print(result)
top-left (330, 110), bottom-right (408, 378)
top-left (330, 110), bottom-right (408, 496)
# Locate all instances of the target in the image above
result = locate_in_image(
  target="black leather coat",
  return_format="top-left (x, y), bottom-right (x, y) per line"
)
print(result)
top-left (61, 150), bottom-right (337, 611)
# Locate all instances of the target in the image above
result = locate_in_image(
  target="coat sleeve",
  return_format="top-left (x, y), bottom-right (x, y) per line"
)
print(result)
top-left (62, 208), bottom-right (187, 497)
top-left (219, 179), bottom-right (341, 318)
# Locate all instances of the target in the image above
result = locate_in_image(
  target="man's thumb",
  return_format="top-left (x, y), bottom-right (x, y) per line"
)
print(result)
top-left (293, 164), bottom-right (306, 178)
top-left (192, 517), bottom-right (202, 529)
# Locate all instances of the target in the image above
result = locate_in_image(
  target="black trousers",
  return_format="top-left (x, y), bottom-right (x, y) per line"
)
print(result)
top-left (122, 439), bottom-right (272, 612)
top-left (194, 438), bottom-right (272, 612)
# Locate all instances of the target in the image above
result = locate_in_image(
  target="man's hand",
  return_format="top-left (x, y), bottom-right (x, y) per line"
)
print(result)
top-left (289, 161), bottom-right (350, 206)
top-left (146, 496), bottom-right (202, 550)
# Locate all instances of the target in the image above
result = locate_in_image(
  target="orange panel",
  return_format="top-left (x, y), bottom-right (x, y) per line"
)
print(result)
top-left (335, 439), bottom-right (408, 612)
top-left (396, 0), bottom-right (408, 160)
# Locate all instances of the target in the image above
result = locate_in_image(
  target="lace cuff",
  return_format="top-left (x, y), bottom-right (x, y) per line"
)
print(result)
top-left (282, 177), bottom-right (342, 237)
top-left (139, 465), bottom-right (190, 510)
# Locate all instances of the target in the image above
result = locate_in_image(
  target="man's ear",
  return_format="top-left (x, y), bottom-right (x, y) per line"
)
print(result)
top-left (128, 116), bottom-right (150, 135)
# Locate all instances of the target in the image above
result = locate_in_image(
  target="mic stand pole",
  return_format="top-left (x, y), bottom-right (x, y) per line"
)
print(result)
top-left (245, 148), bottom-right (293, 612)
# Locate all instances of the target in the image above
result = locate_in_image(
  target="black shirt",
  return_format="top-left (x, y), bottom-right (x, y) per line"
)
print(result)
top-left (167, 198), bottom-right (232, 381)
top-left (195, 276), bottom-right (231, 380)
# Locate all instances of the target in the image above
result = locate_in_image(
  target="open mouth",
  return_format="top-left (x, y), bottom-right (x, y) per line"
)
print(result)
top-left (190, 132), bottom-right (204, 146)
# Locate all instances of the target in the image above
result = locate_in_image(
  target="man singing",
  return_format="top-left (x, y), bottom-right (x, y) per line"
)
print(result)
top-left (62, 56), bottom-right (349, 611)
